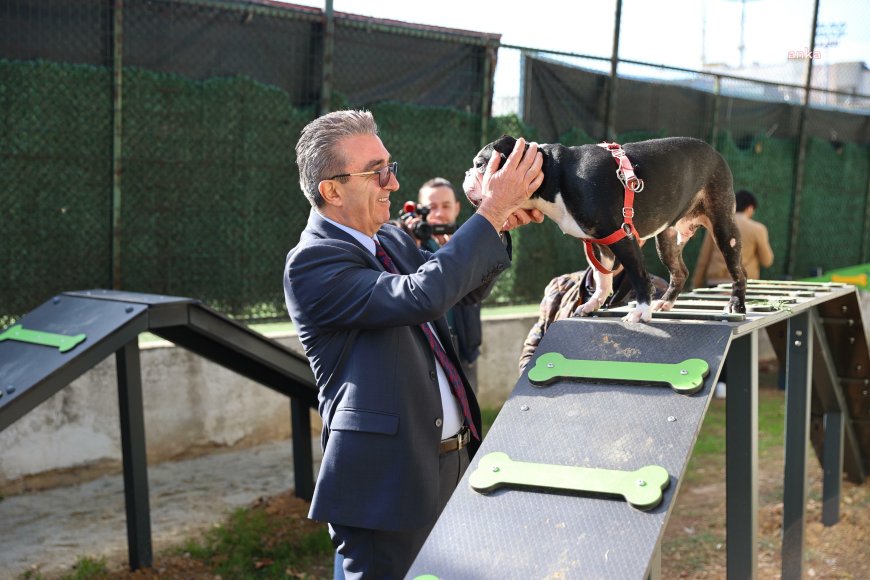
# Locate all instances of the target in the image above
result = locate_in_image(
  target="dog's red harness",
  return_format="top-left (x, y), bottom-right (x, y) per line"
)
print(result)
top-left (582, 142), bottom-right (645, 274)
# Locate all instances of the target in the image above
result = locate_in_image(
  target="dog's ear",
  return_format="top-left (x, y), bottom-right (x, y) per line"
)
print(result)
top-left (493, 135), bottom-right (517, 158)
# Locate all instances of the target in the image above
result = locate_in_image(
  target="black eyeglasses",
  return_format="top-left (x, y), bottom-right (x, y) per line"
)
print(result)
top-left (328, 161), bottom-right (398, 188)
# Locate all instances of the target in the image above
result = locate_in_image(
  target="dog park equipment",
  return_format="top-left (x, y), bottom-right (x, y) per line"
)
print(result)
top-left (409, 280), bottom-right (869, 580)
top-left (0, 290), bottom-right (317, 571)
top-left (806, 265), bottom-right (870, 291)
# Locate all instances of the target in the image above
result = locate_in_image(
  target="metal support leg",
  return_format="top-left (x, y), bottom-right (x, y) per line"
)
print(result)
top-left (116, 340), bottom-right (153, 570)
top-left (782, 311), bottom-right (813, 579)
top-left (291, 399), bottom-right (314, 501)
top-left (822, 411), bottom-right (844, 526)
top-left (726, 331), bottom-right (758, 580)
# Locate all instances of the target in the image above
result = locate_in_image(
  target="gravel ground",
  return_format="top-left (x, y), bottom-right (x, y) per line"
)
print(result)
top-left (0, 440), bottom-right (321, 579)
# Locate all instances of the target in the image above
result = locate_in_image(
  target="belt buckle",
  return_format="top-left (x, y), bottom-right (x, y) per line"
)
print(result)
top-left (440, 426), bottom-right (469, 454)
top-left (457, 425), bottom-right (469, 450)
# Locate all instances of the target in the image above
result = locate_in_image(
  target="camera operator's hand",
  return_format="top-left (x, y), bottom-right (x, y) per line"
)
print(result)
top-left (476, 138), bottom-right (545, 233)
top-left (402, 213), bottom-right (422, 230)
top-left (399, 213), bottom-right (422, 246)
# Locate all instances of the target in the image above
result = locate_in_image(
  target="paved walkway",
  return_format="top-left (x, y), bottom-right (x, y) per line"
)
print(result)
top-left (0, 441), bottom-right (321, 579)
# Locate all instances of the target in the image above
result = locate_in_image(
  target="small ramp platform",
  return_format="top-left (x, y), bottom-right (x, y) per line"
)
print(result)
top-left (0, 290), bottom-right (316, 571)
top-left (409, 281), bottom-right (869, 579)
top-left (1, 290), bottom-right (316, 430)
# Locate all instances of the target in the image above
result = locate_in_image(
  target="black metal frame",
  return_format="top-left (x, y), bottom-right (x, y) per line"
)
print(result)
top-left (0, 290), bottom-right (317, 571)
top-left (723, 288), bottom-right (868, 579)
top-left (409, 281), bottom-right (868, 579)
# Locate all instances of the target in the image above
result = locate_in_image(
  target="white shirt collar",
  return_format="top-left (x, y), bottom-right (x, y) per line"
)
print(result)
top-left (319, 212), bottom-right (378, 256)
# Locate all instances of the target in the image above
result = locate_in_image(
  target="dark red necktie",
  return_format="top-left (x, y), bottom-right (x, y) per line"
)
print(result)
top-left (374, 240), bottom-right (479, 441)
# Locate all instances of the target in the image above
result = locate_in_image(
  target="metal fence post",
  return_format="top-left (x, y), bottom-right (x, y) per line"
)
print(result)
top-left (785, 0), bottom-right (820, 278)
top-left (319, 0), bottom-right (335, 116)
top-left (603, 0), bottom-right (622, 141)
top-left (480, 40), bottom-right (496, 149)
top-left (710, 75), bottom-right (721, 149)
top-left (111, 0), bottom-right (124, 289)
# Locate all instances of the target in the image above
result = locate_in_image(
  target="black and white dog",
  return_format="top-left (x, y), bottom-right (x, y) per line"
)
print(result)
top-left (463, 136), bottom-right (746, 322)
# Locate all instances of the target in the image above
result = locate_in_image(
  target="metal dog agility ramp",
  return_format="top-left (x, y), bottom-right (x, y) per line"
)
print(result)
top-left (409, 281), bottom-right (869, 580)
top-left (0, 290), bottom-right (316, 571)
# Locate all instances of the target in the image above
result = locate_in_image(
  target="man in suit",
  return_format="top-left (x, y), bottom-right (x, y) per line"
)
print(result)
top-left (284, 109), bottom-right (544, 579)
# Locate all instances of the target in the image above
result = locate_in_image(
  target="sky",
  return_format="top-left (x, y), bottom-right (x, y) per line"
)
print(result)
top-left (281, 0), bottom-right (869, 70)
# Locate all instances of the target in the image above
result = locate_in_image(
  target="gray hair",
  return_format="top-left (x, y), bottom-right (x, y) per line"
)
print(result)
top-left (295, 110), bottom-right (378, 208)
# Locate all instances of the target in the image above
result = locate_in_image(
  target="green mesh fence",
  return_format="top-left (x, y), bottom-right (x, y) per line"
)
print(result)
top-left (795, 139), bottom-right (870, 278)
top-left (4, 55), bottom-right (870, 326)
top-left (1, 60), bottom-right (113, 325)
top-left (119, 67), bottom-right (313, 318)
top-left (717, 133), bottom-right (798, 280)
top-left (372, 102), bottom-right (483, 220)
top-left (3, 50), bottom-right (870, 325)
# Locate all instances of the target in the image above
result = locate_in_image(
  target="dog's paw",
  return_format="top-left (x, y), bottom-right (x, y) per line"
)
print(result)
top-left (725, 297), bottom-right (746, 314)
top-left (622, 303), bottom-right (652, 323)
top-left (651, 299), bottom-right (675, 312)
top-left (579, 300), bottom-right (598, 316)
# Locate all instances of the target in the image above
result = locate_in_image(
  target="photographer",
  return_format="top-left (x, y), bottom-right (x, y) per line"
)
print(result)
top-left (401, 177), bottom-right (459, 251)
top-left (400, 178), bottom-right (482, 392)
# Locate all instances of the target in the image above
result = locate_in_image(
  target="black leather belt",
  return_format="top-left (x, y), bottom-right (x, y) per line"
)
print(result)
top-left (439, 425), bottom-right (470, 454)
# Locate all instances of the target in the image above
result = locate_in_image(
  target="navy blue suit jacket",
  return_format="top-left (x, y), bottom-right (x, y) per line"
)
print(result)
top-left (284, 210), bottom-right (510, 531)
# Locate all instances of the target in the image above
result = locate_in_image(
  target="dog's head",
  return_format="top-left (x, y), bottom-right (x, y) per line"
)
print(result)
top-left (462, 135), bottom-right (524, 207)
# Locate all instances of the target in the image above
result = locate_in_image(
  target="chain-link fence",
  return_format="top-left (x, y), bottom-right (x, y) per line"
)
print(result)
top-left (2, 0), bottom-right (869, 325)
top-left (1, 0), bottom-right (497, 324)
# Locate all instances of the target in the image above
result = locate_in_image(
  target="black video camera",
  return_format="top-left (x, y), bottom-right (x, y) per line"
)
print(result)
top-left (400, 201), bottom-right (457, 242)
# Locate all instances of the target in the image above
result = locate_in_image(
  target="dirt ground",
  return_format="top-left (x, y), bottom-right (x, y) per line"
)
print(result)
top-left (664, 404), bottom-right (870, 578)
top-left (661, 422), bottom-right (870, 579)
top-left (105, 493), bottom-right (331, 580)
top-left (102, 427), bottom-right (868, 579)
top-left (103, 482), bottom-right (869, 580)
top-left (28, 388), bottom-right (869, 580)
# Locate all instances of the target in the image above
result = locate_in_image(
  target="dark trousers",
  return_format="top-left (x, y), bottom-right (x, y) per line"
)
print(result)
top-left (331, 447), bottom-right (470, 579)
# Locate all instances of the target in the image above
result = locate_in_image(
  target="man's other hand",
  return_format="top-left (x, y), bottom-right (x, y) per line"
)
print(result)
top-left (501, 208), bottom-right (545, 232)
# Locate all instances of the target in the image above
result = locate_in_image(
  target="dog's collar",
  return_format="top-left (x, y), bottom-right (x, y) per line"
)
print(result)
top-left (583, 142), bottom-right (644, 275)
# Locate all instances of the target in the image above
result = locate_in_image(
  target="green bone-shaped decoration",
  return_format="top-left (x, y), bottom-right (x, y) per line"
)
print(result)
top-left (528, 352), bottom-right (709, 394)
top-left (469, 452), bottom-right (670, 511)
top-left (0, 324), bottom-right (86, 353)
